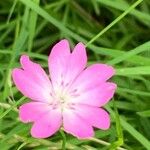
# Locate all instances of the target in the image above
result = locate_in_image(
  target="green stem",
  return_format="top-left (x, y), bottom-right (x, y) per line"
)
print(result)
top-left (0, 96), bottom-right (25, 120)
top-left (89, 137), bottom-right (127, 150)
top-left (59, 129), bottom-right (67, 150)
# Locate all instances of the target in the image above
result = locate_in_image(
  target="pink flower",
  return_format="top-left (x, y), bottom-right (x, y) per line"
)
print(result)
top-left (12, 39), bottom-right (116, 139)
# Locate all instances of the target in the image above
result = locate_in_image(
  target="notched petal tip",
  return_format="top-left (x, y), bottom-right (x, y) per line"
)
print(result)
top-left (64, 128), bottom-right (94, 139)
top-left (108, 65), bottom-right (116, 75)
top-left (98, 64), bottom-right (116, 80)
top-left (19, 105), bottom-right (31, 123)
top-left (20, 55), bottom-right (30, 65)
top-left (30, 127), bottom-right (44, 139)
top-left (71, 41), bottom-right (87, 68)
top-left (12, 68), bottom-right (18, 77)
top-left (100, 64), bottom-right (116, 75)
top-left (101, 121), bottom-right (110, 130)
top-left (59, 39), bottom-right (69, 43)
top-left (63, 110), bottom-right (94, 139)
top-left (91, 63), bottom-right (116, 76)
top-left (30, 128), bottom-right (49, 139)
top-left (108, 82), bottom-right (117, 90)
top-left (52, 39), bottom-right (70, 52)
top-left (76, 131), bottom-right (95, 139)
top-left (57, 39), bottom-right (70, 48)
top-left (48, 39), bottom-right (71, 60)
top-left (73, 42), bottom-right (86, 52)
top-left (99, 110), bottom-right (110, 130)
top-left (12, 68), bottom-right (22, 80)
top-left (76, 42), bottom-right (85, 48)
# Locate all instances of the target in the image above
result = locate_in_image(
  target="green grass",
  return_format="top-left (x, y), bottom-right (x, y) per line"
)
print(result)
top-left (0, 0), bottom-right (150, 149)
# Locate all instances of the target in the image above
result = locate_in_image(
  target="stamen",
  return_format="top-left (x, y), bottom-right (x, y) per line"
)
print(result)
top-left (61, 81), bottom-right (64, 86)
top-left (49, 92), bottom-right (53, 97)
top-left (68, 103), bottom-right (76, 110)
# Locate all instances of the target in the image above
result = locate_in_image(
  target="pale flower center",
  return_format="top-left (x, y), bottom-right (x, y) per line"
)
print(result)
top-left (54, 88), bottom-right (73, 110)
top-left (50, 80), bottom-right (80, 110)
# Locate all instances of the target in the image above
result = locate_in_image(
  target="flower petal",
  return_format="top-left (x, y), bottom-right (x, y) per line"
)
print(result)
top-left (48, 40), bottom-right (87, 92)
top-left (63, 109), bottom-right (94, 139)
top-left (19, 102), bottom-right (52, 123)
top-left (12, 55), bottom-right (52, 103)
top-left (20, 55), bottom-right (51, 89)
top-left (31, 108), bottom-right (62, 138)
top-left (66, 42), bottom-right (87, 83)
top-left (73, 104), bottom-right (110, 130)
top-left (70, 82), bottom-right (117, 107)
top-left (48, 39), bottom-right (71, 89)
top-left (70, 64), bottom-right (115, 93)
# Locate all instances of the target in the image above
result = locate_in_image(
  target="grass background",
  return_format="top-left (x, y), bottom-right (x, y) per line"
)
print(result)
top-left (0, 0), bottom-right (150, 149)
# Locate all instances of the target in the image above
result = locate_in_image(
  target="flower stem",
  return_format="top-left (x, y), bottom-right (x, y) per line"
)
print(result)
top-left (0, 96), bottom-right (25, 120)
top-left (89, 137), bottom-right (127, 150)
top-left (59, 129), bottom-right (67, 150)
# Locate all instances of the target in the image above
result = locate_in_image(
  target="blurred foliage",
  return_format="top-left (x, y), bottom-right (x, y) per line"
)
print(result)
top-left (0, 0), bottom-right (150, 150)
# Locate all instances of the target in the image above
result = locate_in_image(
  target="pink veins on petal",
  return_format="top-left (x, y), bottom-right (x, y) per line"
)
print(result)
top-left (12, 39), bottom-right (117, 139)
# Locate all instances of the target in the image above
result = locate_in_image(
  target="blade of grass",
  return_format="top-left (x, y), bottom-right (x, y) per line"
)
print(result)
top-left (108, 100), bottom-right (124, 150)
top-left (90, 45), bottom-right (150, 66)
top-left (89, 138), bottom-right (126, 150)
top-left (28, 0), bottom-right (40, 52)
top-left (0, 96), bottom-right (25, 120)
top-left (86, 0), bottom-right (143, 46)
top-left (19, 0), bottom-right (86, 43)
top-left (97, 0), bottom-right (150, 26)
top-left (2, 6), bottom-right (29, 100)
top-left (120, 118), bottom-right (150, 150)
top-left (6, 0), bottom-right (18, 24)
top-left (107, 41), bottom-right (150, 65)
top-left (137, 110), bottom-right (150, 117)
top-left (117, 87), bottom-right (150, 97)
top-left (107, 106), bottom-right (150, 150)
top-left (116, 66), bottom-right (150, 76)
